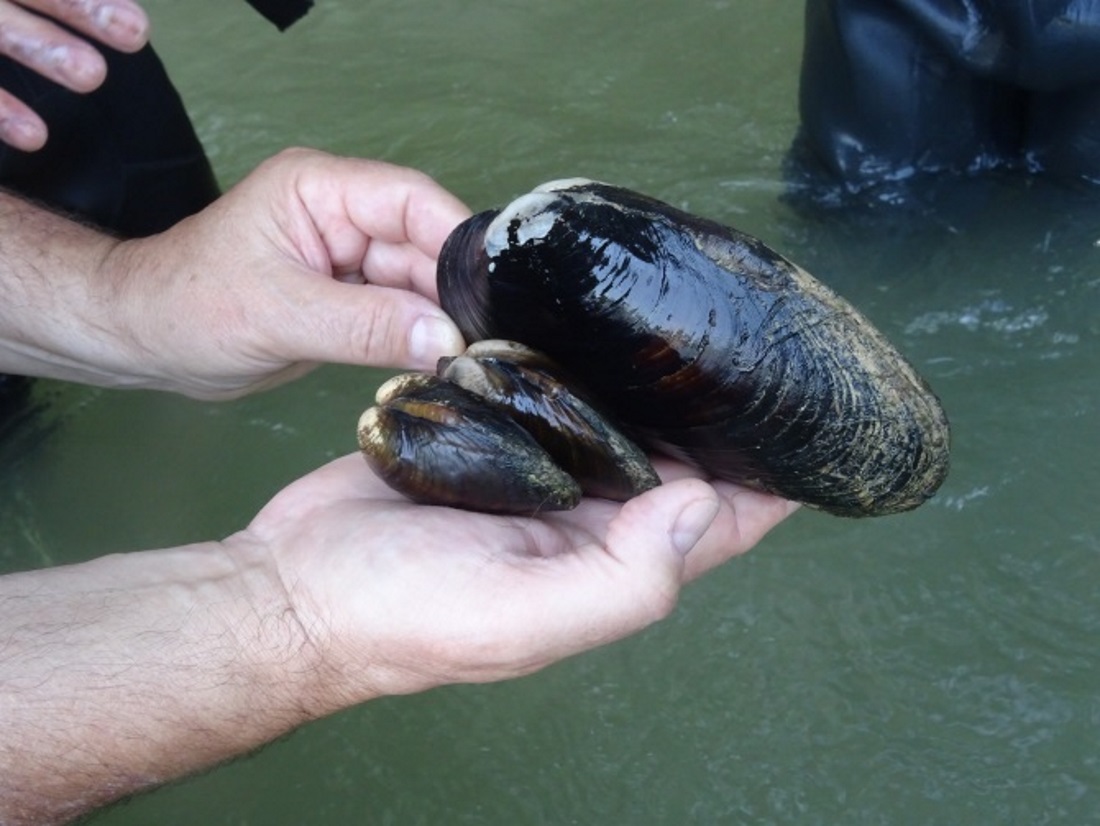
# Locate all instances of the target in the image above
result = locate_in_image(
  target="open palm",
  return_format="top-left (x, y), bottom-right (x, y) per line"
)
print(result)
top-left (238, 453), bottom-right (798, 707)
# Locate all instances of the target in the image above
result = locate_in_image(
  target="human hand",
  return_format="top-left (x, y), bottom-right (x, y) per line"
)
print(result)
top-left (0, 0), bottom-right (149, 150)
top-left (0, 453), bottom-right (795, 821)
top-left (96, 148), bottom-right (470, 398)
top-left (233, 454), bottom-right (799, 709)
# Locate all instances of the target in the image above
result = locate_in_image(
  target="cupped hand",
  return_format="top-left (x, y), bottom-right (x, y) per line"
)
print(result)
top-left (0, 0), bottom-right (149, 150)
top-left (232, 455), bottom-right (799, 710)
top-left (103, 148), bottom-right (471, 398)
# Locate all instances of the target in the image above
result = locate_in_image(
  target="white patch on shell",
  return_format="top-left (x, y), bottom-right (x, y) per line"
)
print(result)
top-left (483, 179), bottom-right (614, 258)
top-left (484, 192), bottom-right (560, 257)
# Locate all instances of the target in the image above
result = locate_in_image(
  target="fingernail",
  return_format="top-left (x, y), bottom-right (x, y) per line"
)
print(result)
top-left (95, 4), bottom-right (150, 48)
top-left (408, 314), bottom-right (463, 367)
top-left (670, 497), bottom-right (719, 556)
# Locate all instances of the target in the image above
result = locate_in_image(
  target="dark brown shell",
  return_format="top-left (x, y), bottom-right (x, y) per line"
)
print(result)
top-left (437, 179), bottom-right (950, 517)
top-left (438, 340), bottom-right (660, 501)
top-left (358, 373), bottom-right (582, 513)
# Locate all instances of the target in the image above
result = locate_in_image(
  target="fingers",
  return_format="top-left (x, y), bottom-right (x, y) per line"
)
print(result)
top-left (265, 275), bottom-right (465, 371)
top-left (224, 150), bottom-right (470, 370)
top-left (500, 479), bottom-right (795, 671)
top-left (343, 163), bottom-right (471, 276)
top-left (0, 0), bottom-right (150, 150)
top-left (0, 0), bottom-right (148, 89)
top-left (495, 480), bottom-right (721, 664)
top-left (277, 149), bottom-right (472, 300)
top-left (4, 1), bottom-right (149, 54)
top-left (0, 85), bottom-right (45, 150)
top-left (329, 482), bottom-right (714, 691)
top-left (106, 149), bottom-right (469, 393)
top-left (681, 483), bottom-right (800, 581)
top-left (646, 455), bottom-right (800, 580)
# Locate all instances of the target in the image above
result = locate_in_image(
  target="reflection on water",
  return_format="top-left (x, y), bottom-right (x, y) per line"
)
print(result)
top-left (1, 0), bottom-right (1097, 823)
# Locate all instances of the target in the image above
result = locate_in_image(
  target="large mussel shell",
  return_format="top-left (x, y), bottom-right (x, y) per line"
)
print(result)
top-left (437, 179), bottom-right (950, 517)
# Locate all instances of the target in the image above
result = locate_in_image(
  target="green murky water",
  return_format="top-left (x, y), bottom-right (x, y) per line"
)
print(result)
top-left (2, 1), bottom-right (1098, 822)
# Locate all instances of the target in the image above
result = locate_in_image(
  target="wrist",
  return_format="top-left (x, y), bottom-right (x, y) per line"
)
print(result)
top-left (213, 533), bottom-right (335, 719)
top-left (218, 529), bottom-right (368, 717)
top-left (0, 192), bottom-right (138, 384)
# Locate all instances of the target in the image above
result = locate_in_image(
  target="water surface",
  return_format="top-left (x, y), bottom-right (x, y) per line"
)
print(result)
top-left (2, 1), bottom-right (1098, 823)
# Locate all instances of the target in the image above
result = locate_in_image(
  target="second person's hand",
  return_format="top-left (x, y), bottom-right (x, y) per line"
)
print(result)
top-left (0, 0), bottom-right (149, 150)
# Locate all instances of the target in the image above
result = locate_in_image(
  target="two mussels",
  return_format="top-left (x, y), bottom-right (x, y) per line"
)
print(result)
top-left (359, 179), bottom-right (951, 518)
top-left (358, 340), bottom-right (660, 514)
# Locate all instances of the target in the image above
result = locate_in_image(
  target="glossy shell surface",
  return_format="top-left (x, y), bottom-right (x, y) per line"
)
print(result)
top-left (357, 342), bottom-right (661, 514)
top-left (437, 179), bottom-right (950, 517)
top-left (439, 340), bottom-right (660, 502)
top-left (358, 372), bottom-right (583, 513)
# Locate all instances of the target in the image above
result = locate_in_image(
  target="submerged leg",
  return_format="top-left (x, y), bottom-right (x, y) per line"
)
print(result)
top-left (795, 0), bottom-right (1025, 193)
top-left (1025, 85), bottom-right (1100, 185)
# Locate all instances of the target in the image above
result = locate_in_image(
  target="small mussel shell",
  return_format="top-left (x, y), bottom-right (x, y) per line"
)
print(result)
top-left (438, 340), bottom-right (661, 501)
top-left (357, 373), bottom-right (581, 514)
top-left (437, 179), bottom-right (951, 517)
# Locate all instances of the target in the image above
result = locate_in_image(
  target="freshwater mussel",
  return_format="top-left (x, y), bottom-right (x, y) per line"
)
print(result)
top-left (358, 339), bottom-right (661, 514)
top-left (358, 179), bottom-right (951, 518)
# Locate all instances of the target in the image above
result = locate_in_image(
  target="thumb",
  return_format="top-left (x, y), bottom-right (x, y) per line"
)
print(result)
top-left (500, 479), bottom-right (723, 661)
top-left (605, 478), bottom-right (721, 580)
top-left (276, 278), bottom-right (466, 370)
top-left (668, 486), bottom-right (723, 556)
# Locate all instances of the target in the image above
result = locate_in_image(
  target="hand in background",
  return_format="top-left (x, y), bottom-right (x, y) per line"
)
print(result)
top-left (0, 148), bottom-right (470, 395)
top-left (105, 149), bottom-right (470, 397)
top-left (0, 0), bottom-right (149, 150)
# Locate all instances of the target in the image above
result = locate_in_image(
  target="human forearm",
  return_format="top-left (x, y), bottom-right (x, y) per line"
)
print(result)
top-left (0, 190), bottom-right (146, 386)
top-left (0, 540), bottom-right (317, 825)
